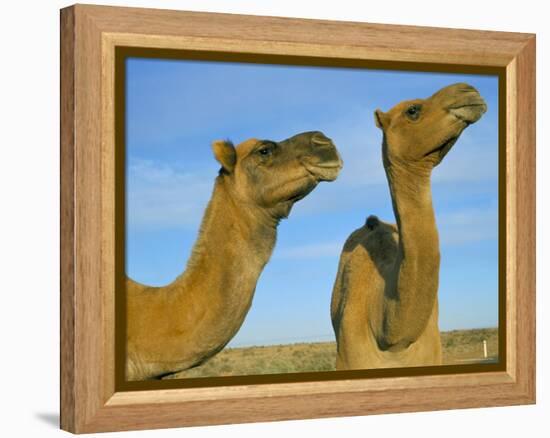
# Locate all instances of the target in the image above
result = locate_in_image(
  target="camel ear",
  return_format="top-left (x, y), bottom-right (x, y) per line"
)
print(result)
top-left (374, 109), bottom-right (389, 130)
top-left (212, 140), bottom-right (236, 173)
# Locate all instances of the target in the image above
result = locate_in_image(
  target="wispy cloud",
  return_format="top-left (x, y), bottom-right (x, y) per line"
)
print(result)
top-left (432, 128), bottom-right (498, 184)
top-left (126, 57), bottom-right (498, 235)
top-left (439, 204), bottom-right (498, 246)
top-left (274, 241), bottom-right (344, 260)
top-left (126, 159), bottom-right (214, 230)
top-left (274, 202), bottom-right (497, 263)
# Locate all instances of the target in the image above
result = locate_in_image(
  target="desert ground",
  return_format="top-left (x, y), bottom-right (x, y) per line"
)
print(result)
top-left (166, 327), bottom-right (498, 379)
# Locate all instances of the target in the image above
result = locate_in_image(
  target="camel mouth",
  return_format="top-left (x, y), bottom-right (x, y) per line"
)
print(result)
top-left (448, 101), bottom-right (487, 125)
top-left (424, 135), bottom-right (459, 159)
top-left (286, 192), bottom-right (308, 203)
top-left (303, 161), bottom-right (343, 181)
top-left (284, 181), bottom-right (317, 205)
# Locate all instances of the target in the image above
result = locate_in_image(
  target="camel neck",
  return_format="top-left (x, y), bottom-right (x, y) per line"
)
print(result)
top-left (173, 177), bottom-right (277, 312)
top-left (380, 162), bottom-right (440, 351)
top-left (386, 163), bottom-right (436, 239)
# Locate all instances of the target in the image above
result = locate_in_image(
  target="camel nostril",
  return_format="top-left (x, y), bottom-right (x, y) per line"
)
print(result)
top-left (311, 132), bottom-right (333, 147)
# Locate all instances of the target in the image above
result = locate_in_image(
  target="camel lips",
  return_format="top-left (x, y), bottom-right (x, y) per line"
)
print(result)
top-left (423, 136), bottom-right (458, 157)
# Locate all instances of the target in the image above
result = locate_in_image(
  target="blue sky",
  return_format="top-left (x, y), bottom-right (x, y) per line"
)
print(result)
top-left (126, 58), bottom-right (499, 347)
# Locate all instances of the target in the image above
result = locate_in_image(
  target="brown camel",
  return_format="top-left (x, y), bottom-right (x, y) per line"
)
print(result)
top-left (127, 131), bottom-right (343, 380)
top-left (331, 83), bottom-right (487, 370)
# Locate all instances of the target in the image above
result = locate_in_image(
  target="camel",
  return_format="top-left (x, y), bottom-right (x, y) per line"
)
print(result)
top-left (127, 131), bottom-right (343, 380)
top-left (331, 83), bottom-right (487, 370)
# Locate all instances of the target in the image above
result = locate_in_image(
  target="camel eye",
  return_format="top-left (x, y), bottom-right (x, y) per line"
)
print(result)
top-left (257, 143), bottom-right (275, 157)
top-left (405, 104), bottom-right (422, 120)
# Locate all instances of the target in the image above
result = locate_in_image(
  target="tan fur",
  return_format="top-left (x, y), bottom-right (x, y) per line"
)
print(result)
top-left (127, 131), bottom-right (342, 380)
top-left (331, 83), bottom-right (487, 370)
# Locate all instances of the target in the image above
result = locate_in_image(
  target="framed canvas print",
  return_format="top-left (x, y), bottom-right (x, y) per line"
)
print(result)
top-left (60, 4), bottom-right (536, 433)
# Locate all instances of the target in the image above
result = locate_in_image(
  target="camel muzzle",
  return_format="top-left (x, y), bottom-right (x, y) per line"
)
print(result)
top-left (449, 100), bottom-right (487, 125)
top-left (305, 139), bottom-right (343, 182)
top-left (445, 85), bottom-right (488, 125)
top-left (283, 131), bottom-right (343, 181)
top-left (303, 158), bottom-right (343, 181)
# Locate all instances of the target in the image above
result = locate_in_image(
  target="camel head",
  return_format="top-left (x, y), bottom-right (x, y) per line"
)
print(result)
top-left (374, 83), bottom-right (487, 172)
top-left (212, 131), bottom-right (343, 220)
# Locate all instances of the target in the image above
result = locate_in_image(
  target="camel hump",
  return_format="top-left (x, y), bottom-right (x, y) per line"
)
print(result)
top-left (365, 215), bottom-right (380, 230)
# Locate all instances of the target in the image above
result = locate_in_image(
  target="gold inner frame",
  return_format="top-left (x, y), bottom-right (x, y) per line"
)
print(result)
top-left (104, 36), bottom-right (509, 393)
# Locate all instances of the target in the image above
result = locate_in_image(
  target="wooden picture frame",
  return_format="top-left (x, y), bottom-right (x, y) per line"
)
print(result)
top-left (60, 4), bottom-right (536, 433)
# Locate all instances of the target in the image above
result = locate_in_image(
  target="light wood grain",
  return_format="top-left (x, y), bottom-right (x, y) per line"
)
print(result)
top-left (506, 58), bottom-right (518, 382)
top-left (513, 37), bottom-right (536, 399)
top-left (86, 4), bottom-right (531, 66)
top-left (60, 4), bottom-right (536, 433)
top-left (60, 6), bottom-right (75, 432)
top-left (107, 371), bottom-right (514, 406)
top-left (101, 23), bottom-right (116, 404)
